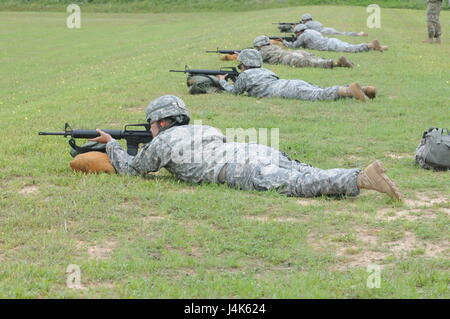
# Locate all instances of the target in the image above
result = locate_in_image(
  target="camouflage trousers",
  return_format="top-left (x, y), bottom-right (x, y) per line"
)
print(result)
top-left (327, 38), bottom-right (369, 53)
top-left (427, 1), bottom-right (442, 38)
top-left (218, 155), bottom-right (361, 198)
top-left (321, 27), bottom-right (360, 37)
top-left (281, 53), bottom-right (334, 68)
top-left (270, 80), bottom-right (340, 101)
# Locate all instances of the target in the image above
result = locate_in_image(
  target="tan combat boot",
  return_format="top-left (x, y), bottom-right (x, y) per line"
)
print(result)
top-left (358, 32), bottom-right (368, 37)
top-left (338, 82), bottom-right (368, 102)
top-left (357, 160), bottom-right (402, 200)
top-left (335, 56), bottom-right (354, 68)
top-left (368, 39), bottom-right (383, 52)
top-left (362, 86), bottom-right (377, 99)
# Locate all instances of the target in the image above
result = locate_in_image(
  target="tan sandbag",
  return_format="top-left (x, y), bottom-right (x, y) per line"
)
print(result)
top-left (270, 39), bottom-right (284, 47)
top-left (220, 54), bottom-right (238, 61)
top-left (70, 152), bottom-right (116, 174)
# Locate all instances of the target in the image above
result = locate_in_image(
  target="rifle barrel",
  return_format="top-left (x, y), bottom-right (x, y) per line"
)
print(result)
top-left (38, 132), bottom-right (67, 136)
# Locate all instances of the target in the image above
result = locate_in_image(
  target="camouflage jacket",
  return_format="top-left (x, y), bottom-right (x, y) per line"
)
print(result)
top-left (283, 29), bottom-right (329, 50)
top-left (106, 124), bottom-right (284, 183)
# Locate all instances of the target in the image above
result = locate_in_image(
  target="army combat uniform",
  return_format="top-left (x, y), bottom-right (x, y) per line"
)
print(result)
top-left (106, 124), bottom-right (360, 197)
top-left (284, 29), bottom-right (370, 53)
top-left (259, 44), bottom-right (335, 69)
top-left (426, 0), bottom-right (443, 40)
top-left (218, 67), bottom-right (340, 100)
top-left (305, 20), bottom-right (361, 37)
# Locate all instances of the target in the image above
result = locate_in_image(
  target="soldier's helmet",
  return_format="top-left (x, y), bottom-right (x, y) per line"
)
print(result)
top-left (238, 49), bottom-right (263, 68)
top-left (146, 95), bottom-right (190, 123)
top-left (301, 13), bottom-right (313, 22)
top-left (253, 35), bottom-right (270, 48)
top-left (294, 24), bottom-right (308, 33)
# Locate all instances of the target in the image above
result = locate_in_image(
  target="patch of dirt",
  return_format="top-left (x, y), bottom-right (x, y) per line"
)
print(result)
top-left (385, 152), bottom-right (411, 159)
top-left (405, 192), bottom-right (449, 208)
top-left (297, 199), bottom-right (318, 206)
top-left (18, 185), bottom-right (39, 195)
top-left (244, 215), bottom-right (306, 223)
top-left (88, 282), bottom-right (115, 289)
top-left (86, 241), bottom-right (117, 260)
top-left (167, 267), bottom-right (197, 279)
top-left (376, 209), bottom-right (438, 221)
top-left (142, 215), bottom-right (166, 222)
top-left (347, 155), bottom-right (365, 161)
top-left (386, 232), bottom-right (449, 258)
top-left (308, 226), bottom-right (448, 271)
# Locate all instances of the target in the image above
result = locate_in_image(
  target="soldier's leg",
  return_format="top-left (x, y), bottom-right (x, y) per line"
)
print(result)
top-left (284, 53), bottom-right (334, 69)
top-left (321, 27), bottom-right (345, 36)
top-left (288, 80), bottom-right (340, 100)
top-left (327, 38), bottom-right (370, 53)
top-left (251, 163), bottom-right (361, 197)
top-left (435, 1), bottom-right (442, 41)
top-left (321, 27), bottom-right (360, 37)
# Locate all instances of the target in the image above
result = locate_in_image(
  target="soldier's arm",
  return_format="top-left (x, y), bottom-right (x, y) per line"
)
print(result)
top-left (286, 35), bottom-right (305, 48)
top-left (106, 138), bottom-right (171, 175)
top-left (218, 73), bottom-right (248, 95)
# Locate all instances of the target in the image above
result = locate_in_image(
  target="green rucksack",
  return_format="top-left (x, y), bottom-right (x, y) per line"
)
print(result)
top-left (187, 74), bottom-right (223, 95)
top-left (278, 24), bottom-right (294, 33)
top-left (415, 127), bottom-right (450, 171)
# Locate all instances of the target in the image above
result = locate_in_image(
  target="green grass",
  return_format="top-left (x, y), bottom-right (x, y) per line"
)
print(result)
top-left (1, 0), bottom-right (449, 13)
top-left (0, 6), bottom-right (449, 298)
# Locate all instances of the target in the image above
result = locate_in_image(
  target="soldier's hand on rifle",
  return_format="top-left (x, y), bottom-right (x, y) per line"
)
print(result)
top-left (216, 74), bottom-right (228, 81)
top-left (89, 129), bottom-right (112, 144)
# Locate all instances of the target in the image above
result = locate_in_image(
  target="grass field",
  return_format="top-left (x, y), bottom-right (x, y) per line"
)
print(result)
top-left (0, 6), bottom-right (449, 298)
top-left (1, 0), bottom-right (447, 13)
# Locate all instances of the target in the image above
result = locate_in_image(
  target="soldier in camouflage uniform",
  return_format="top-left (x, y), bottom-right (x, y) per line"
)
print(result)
top-left (283, 24), bottom-right (388, 53)
top-left (301, 13), bottom-right (368, 37)
top-left (88, 95), bottom-right (401, 200)
top-left (423, 0), bottom-right (443, 44)
top-left (253, 35), bottom-right (354, 69)
top-left (216, 49), bottom-right (377, 102)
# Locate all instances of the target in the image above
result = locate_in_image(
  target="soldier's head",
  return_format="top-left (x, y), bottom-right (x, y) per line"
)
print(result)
top-left (301, 13), bottom-right (313, 23)
top-left (237, 49), bottom-right (263, 71)
top-left (293, 24), bottom-right (308, 37)
top-left (146, 95), bottom-right (190, 137)
top-left (253, 35), bottom-right (270, 49)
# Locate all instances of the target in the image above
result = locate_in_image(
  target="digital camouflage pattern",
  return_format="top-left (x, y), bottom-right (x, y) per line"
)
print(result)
top-left (253, 35), bottom-right (271, 47)
top-left (304, 20), bottom-right (361, 37)
top-left (106, 124), bottom-right (361, 197)
top-left (218, 67), bottom-right (340, 100)
top-left (146, 95), bottom-right (189, 122)
top-left (284, 29), bottom-right (370, 53)
top-left (426, 0), bottom-right (442, 39)
top-left (238, 49), bottom-right (263, 67)
top-left (258, 44), bottom-right (334, 69)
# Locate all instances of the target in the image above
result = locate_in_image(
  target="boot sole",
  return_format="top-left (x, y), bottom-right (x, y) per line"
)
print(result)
top-left (364, 86), bottom-right (377, 99)
top-left (349, 83), bottom-right (368, 102)
top-left (371, 160), bottom-right (402, 201)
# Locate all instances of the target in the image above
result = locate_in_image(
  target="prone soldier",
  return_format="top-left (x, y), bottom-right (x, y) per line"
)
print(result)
top-left (283, 24), bottom-right (388, 53)
top-left (80, 95), bottom-right (401, 201)
top-left (216, 49), bottom-right (377, 102)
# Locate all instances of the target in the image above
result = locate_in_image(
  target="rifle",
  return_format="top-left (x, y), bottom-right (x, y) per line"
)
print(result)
top-left (170, 65), bottom-right (240, 82)
top-left (206, 49), bottom-right (242, 54)
top-left (272, 22), bottom-right (298, 25)
top-left (39, 123), bottom-right (152, 156)
top-left (269, 35), bottom-right (296, 42)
